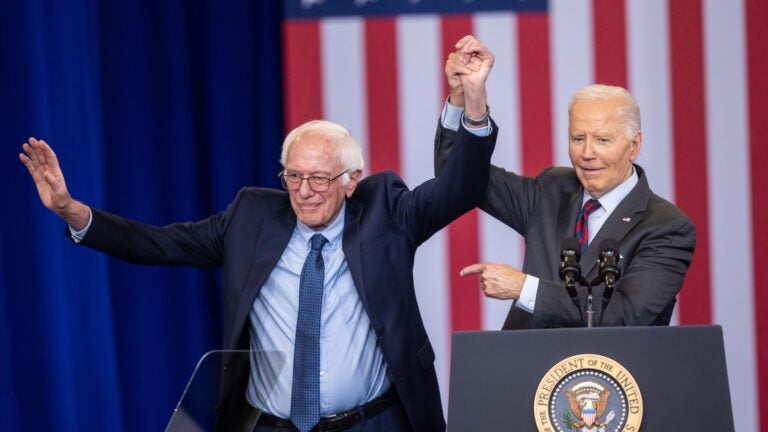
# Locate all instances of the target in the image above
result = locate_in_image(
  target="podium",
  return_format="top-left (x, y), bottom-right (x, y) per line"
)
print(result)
top-left (447, 326), bottom-right (733, 431)
top-left (166, 350), bottom-right (286, 432)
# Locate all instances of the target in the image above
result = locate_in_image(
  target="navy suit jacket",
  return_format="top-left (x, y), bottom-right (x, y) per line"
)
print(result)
top-left (435, 122), bottom-right (695, 330)
top-left (76, 122), bottom-right (497, 431)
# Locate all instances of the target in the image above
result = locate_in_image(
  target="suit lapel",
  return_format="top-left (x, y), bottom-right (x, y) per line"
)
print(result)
top-left (228, 197), bottom-right (296, 348)
top-left (342, 198), bottom-right (368, 307)
top-left (582, 166), bottom-right (652, 277)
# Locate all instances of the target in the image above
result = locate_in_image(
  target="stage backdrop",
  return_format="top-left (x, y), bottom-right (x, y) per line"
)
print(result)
top-left (282, 1), bottom-right (766, 432)
top-left (1, 0), bottom-right (767, 431)
top-left (0, 1), bottom-right (283, 430)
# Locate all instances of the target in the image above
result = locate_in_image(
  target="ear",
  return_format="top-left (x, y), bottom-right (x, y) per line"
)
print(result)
top-left (344, 170), bottom-right (363, 198)
top-left (629, 131), bottom-right (642, 162)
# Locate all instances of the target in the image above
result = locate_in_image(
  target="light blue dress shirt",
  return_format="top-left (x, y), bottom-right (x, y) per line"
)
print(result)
top-left (70, 202), bottom-right (391, 417)
top-left (246, 202), bottom-right (390, 417)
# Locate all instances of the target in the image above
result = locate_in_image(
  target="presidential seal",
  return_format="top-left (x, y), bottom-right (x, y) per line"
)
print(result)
top-left (534, 354), bottom-right (642, 432)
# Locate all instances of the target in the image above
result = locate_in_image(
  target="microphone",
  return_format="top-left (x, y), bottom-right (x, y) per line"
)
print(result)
top-left (597, 239), bottom-right (621, 317)
top-left (598, 239), bottom-right (621, 288)
top-left (559, 237), bottom-right (582, 301)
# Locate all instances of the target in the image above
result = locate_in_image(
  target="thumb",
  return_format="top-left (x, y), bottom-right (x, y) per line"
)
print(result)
top-left (460, 263), bottom-right (486, 277)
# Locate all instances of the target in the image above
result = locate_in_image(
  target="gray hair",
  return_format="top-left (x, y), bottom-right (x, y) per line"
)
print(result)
top-left (280, 120), bottom-right (365, 185)
top-left (568, 84), bottom-right (641, 140)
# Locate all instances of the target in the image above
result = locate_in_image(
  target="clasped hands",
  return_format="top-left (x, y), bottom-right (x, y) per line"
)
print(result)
top-left (445, 35), bottom-right (495, 120)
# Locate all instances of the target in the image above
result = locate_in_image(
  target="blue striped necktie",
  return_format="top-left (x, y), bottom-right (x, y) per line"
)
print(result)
top-left (290, 233), bottom-right (327, 432)
top-left (575, 199), bottom-right (601, 253)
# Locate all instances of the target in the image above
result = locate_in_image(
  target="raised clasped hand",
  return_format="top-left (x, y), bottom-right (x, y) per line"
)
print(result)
top-left (445, 35), bottom-right (495, 115)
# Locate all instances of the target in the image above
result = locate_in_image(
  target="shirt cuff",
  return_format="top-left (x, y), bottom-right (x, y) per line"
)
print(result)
top-left (515, 274), bottom-right (539, 314)
top-left (69, 208), bottom-right (93, 243)
top-left (440, 100), bottom-right (492, 137)
top-left (441, 99), bottom-right (464, 131)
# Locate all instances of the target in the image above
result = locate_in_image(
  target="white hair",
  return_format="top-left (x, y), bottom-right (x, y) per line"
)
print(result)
top-left (280, 120), bottom-right (365, 185)
top-left (568, 84), bottom-right (641, 140)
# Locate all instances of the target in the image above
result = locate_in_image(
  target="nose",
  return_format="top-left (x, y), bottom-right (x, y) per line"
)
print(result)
top-left (581, 137), bottom-right (596, 159)
top-left (298, 177), bottom-right (314, 198)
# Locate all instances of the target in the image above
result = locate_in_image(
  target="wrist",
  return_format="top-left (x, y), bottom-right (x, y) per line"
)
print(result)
top-left (448, 88), bottom-right (464, 108)
top-left (462, 105), bottom-right (490, 128)
top-left (463, 87), bottom-right (488, 117)
top-left (59, 200), bottom-right (90, 231)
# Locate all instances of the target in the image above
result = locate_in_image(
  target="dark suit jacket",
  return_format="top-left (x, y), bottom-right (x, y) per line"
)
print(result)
top-left (75, 122), bottom-right (496, 432)
top-left (435, 122), bottom-right (695, 329)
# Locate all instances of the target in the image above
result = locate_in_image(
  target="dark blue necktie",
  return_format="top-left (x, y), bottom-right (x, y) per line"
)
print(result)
top-left (575, 199), bottom-right (602, 253)
top-left (290, 233), bottom-right (327, 432)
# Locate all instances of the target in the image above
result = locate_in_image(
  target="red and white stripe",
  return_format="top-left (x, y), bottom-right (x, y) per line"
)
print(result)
top-left (283, 2), bottom-right (766, 429)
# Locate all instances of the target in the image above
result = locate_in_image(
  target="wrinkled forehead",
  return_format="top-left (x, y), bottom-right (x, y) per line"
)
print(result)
top-left (285, 135), bottom-right (342, 172)
top-left (569, 99), bottom-right (625, 129)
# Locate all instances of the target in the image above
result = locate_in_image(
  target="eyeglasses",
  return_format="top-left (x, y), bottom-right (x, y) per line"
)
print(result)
top-left (278, 170), bottom-right (348, 192)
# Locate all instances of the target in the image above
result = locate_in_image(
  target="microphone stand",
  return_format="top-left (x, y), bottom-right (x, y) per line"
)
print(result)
top-left (597, 276), bottom-right (616, 327)
top-left (582, 275), bottom-right (603, 328)
top-left (585, 281), bottom-right (594, 328)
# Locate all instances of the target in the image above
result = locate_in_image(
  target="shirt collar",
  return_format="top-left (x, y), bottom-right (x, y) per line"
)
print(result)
top-left (295, 201), bottom-right (346, 249)
top-left (582, 166), bottom-right (639, 214)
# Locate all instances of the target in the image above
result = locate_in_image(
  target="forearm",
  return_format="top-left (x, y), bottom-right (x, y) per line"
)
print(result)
top-left (434, 104), bottom-right (492, 178)
top-left (409, 121), bottom-right (498, 243)
top-left (462, 84), bottom-right (487, 122)
top-left (433, 118), bottom-right (457, 177)
top-left (78, 207), bottom-right (224, 267)
top-left (448, 87), bottom-right (464, 111)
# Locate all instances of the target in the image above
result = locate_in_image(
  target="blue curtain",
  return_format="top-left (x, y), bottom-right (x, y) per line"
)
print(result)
top-left (0, 1), bottom-right (283, 430)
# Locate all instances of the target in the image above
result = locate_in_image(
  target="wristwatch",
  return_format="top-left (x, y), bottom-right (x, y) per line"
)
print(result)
top-left (462, 105), bottom-right (490, 127)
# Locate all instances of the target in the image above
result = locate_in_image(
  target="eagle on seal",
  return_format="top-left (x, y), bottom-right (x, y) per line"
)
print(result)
top-left (566, 385), bottom-right (611, 429)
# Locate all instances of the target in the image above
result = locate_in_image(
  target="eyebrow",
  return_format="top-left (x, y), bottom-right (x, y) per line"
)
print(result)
top-left (284, 170), bottom-right (334, 176)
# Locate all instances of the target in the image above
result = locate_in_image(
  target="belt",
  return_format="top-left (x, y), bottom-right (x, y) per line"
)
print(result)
top-left (256, 387), bottom-right (399, 432)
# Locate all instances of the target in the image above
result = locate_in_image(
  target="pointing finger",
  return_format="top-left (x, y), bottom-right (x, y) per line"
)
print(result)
top-left (460, 263), bottom-right (486, 277)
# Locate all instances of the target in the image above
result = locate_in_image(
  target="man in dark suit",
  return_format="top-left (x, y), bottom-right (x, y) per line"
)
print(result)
top-left (18, 43), bottom-right (496, 432)
top-left (436, 36), bottom-right (695, 330)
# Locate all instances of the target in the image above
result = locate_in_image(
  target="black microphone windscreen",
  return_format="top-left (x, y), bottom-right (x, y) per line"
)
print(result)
top-left (563, 236), bottom-right (580, 254)
top-left (599, 238), bottom-right (620, 253)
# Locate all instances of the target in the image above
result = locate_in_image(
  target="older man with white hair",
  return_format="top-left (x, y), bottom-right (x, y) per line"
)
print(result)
top-left (19, 36), bottom-right (496, 431)
top-left (436, 35), bottom-right (695, 330)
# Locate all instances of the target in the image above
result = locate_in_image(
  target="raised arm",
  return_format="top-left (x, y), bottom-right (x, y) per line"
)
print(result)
top-left (389, 35), bottom-right (497, 244)
top-left (20, 136), bottom-right (229, 267)
top-left (435, 36), bottom-right (495, 176)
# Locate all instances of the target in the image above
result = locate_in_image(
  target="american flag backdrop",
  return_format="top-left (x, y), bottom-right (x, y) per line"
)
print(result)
top-left (282, 0), bottom-right (767, 430)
